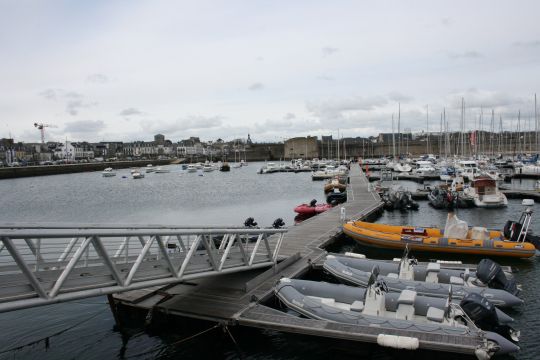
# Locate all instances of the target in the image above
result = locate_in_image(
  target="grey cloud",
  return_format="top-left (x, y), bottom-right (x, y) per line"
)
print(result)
top-left (441, 17), bottom-right (452, 26)
top-left (66, 99), bottom-right (97, 116)
top-left (86, 73), bottom-right (109, 83)
top-left (448, 51), bottom-right (483, 59)
top-left (445, 88), bottom-right (524, 109)
top-left (38, 88), bottom-right (95, 115)
top-left (64, 120), bottom-right (106, 134)
top-left (38, 88), bottom-right (58, 100)
top-left (119, 107), bottom-right (144, 117)
top-left (255, 56), bottom-right (264, 61)
top-left (248, 82), bottom-right (264, 91)
top-left (284, 113), bottom-right (296, 120)
top-left (64, 91), bottom-right (83, 99)
top-left (177, 115), bottom-right (223, 130)
top-left (513, 40), bottom-right (540, 47)
top-left (306, 95), bottom-right (388, 119)
top-left (322, 46), bottom-right (339, 57)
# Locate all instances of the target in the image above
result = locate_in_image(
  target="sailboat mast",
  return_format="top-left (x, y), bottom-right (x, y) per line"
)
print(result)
top-left (392, 113), bottom-right (396, 159)
top-left (535, 93), bottom-right (538, 154)
top-left (397, 103), bottom-right (401, 157)
top-left (426, 104), bottom-right (429, 155)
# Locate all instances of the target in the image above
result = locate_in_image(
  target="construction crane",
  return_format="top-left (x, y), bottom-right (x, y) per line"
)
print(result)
top-left (34, 123), bottom-right (57, 144)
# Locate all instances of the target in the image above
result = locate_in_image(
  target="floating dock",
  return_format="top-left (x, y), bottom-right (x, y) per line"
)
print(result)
top-left (111, 165), bottom-right (493, 355)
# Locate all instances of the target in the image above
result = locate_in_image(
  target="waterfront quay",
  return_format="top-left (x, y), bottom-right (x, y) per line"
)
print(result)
top-left (0, 159), bottom-right (173, 179)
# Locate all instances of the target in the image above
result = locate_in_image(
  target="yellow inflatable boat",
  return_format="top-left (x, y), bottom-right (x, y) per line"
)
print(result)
top-left (343, 220), bottom-right (537, 258)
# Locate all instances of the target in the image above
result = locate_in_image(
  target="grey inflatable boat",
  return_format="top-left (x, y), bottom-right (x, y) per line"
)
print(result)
top-left (275, 278), bottom-right (519, 358)
top-left (323, 255), bottom-right (523, 308)
top-left (328, 251), bottom-right (520, 295)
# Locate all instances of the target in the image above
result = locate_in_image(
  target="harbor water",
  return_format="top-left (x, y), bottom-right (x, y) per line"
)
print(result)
top-left (0, 164), bottom-right (538, 359)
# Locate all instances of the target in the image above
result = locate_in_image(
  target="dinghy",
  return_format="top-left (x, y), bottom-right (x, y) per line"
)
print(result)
top-left (323, 255), bottom-right (523, 308)
top-left (326, 250), bottom-right (520, 296)
top-left (275, 277), bottom-right (519, 342)
top-left (342, 210), bottom-right (537, 258)
top-left (275, 276), bottom-right (519, 358)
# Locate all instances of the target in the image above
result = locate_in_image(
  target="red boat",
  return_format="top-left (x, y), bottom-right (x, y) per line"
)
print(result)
top-left (294, 200), bottom-right (333, 215)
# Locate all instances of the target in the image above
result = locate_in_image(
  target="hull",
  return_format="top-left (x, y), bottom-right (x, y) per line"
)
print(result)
top-left (343, 221), bottom-right (536, 258)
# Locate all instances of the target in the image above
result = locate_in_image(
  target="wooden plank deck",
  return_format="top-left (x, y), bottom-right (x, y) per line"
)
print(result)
top-left (119, 164), bottom-right (384, 322)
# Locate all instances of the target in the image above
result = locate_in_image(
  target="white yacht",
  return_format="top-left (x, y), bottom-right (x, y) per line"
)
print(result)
top-left (154, 166), bottom-right (170, 173)
top-left (412, 161), bottom-right (438, 178)
top-left (202, 164), bottom-right (214, 172)
top-left (464, 177), bottom-right (508, 208)
top-left (457, 160), bottom-right (479, 182)
top-left (102, 167), bottom-right (116, 177)
top-left (187, 164), bottom-right (197, 173)
top-left (393, 162), bottom-right (412, 173)
top-left (132, 170), bottom-right (145, 179)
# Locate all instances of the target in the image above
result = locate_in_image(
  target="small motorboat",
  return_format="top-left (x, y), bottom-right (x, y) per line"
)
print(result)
top-left (202, 164), bottom-right (215, 172)
top-left (275, 277), bottom-right (519, 342)
top-left (101, 167), bottom-right (116, 177)
top-left (382, 187), bottom-right (418, 211)
top-left (220, 162), bottom-right (230, 172)
top-left (323, 178), bottom-right (347, 193)
top-left (464, 177), bottom-right (508, 208)
top-left (294, 200), bottom-right (333, 215)
top-left (326, 189), bottom-right (347, 204)
top-left (275, 277), bottom-right (518, 357)
top-left (342, 210), bottom-right (537, 258)
top-left (187, 164), bottom-right (197, 173)
top-left (132, 171), bottom-right (145, 179)
top-left (145, 164), bottom-right (155, 173)
top-left (325, 250), bottom-right (519, 296)
top-left (154, 166), bottom-right (170, 173)
top-left (323, 255), bottom-right (523, 308)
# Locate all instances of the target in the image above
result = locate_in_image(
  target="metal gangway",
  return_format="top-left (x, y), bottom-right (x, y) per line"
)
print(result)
top-left (0, 223), bottom-right (287, 312)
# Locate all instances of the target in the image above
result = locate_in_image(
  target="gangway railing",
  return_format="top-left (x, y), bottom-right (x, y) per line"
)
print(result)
top-left (0, 225), bottom-right (287, 312)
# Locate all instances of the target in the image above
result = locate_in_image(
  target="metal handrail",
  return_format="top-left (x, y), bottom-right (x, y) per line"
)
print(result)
top-left (0, 226), bottom-right (287, 312)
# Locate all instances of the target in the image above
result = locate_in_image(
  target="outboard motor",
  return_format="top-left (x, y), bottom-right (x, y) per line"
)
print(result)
top-left (309, 199), bottom-right (317, 207)
top-left (476, 259), bottom-right (519, 296)
top-left (460, 293), bottom-right (520, 342)
top-left (503, 220), bottom-right (522, 242)
top-left (244, 217), bottom-right (258, 228)
top-left (272, 218), bottom-right (285, 229)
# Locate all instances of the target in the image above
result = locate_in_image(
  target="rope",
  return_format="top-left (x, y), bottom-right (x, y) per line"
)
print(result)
top-left (125, 323), bottom-right (220, 358)
top-left (0, 308), bottom-right (106, 354)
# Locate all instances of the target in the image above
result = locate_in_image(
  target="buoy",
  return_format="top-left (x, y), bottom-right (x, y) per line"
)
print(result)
top-left (377, 334), bottom-right (419, 350)
top-left (522, 199), bottom-right (534, 206)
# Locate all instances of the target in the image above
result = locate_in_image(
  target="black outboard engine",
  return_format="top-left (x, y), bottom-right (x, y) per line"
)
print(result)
top-left (460, 293), bottom-right (519, 342)
top-left (244, 217), bottom-right (258, 228)
top-left (272, 218), bottom-right (285, 229)
top-left (476, 259), bottom-right (519, 296)
top-left (309, 199), bottom-right (317, 207)
top-left (503, 220), bottom-right (522, 242)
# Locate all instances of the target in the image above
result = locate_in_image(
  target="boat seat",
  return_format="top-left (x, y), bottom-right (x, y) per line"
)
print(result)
top-left (450, 276), bottom-right (464, 285)
top-left (350, 300), bottom-right (364, 312)
top-left (425, 262), bottom-right (440, 283)
top-left (427, 306), bottom-right (445, 323)
top-left (469, 227), bottom-right (490, 241)
top-left (396, 290), bottom-right (416, 321)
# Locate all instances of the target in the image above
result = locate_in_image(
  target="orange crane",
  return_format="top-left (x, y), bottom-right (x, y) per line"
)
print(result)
top-left (34, 123), bottom-right (57, 144)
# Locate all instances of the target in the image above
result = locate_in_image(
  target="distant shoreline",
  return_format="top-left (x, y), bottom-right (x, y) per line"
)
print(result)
top-left (0, 160), bottom-right (173, 179)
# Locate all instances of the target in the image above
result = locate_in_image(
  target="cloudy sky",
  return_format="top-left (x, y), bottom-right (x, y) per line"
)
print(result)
top-left (1, 0), bottom-right (539, 143)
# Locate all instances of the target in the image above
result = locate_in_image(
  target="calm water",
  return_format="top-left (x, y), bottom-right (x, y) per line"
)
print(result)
top-left (0, 165), bottom-right (538, 359)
